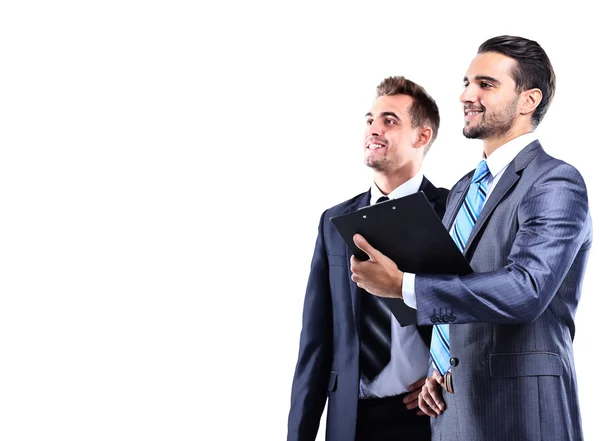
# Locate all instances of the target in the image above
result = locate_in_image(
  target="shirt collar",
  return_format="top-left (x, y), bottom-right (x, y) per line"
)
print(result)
top-left (485, 132), bottom-right (538, 178)
top-left (370, 172), bottom-right (424, 205)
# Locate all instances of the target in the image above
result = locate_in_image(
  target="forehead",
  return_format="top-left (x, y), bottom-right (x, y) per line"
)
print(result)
top-left (369, 94), bottom-right (413, 117)
top-left (465, 51), bottom-right (518, 84)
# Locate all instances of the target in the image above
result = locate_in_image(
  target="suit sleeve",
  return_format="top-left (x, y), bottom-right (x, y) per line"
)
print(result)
top-left (287, 211), bottom-right (333, 441)
top-left (416, 163), bottom-right (591, 324)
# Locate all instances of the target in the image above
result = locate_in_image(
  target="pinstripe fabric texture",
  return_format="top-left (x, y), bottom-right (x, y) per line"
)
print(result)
top-left (415, 142), bottom-right (592, 441)
top-left (430, 160), bottom-right (489, 375)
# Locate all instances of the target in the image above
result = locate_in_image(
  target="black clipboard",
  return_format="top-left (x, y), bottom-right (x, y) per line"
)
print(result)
top-left (329, 191), bottom-right (472, 325)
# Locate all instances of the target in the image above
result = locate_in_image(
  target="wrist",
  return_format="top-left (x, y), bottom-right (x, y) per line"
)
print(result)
top-left (395, 270), bottom-right (404, 299)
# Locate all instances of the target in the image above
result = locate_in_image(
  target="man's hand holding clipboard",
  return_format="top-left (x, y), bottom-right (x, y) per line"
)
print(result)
top-left (350, 233), bottom-right (405, 299)
top-left (329, 192), bottom-right (472, 326)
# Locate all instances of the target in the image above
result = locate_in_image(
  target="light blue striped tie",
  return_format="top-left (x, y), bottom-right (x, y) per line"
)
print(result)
top-left (429, 160), bottom-right (490, 375)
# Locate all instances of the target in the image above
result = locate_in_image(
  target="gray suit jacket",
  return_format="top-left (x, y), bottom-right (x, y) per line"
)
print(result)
top-left (415, 141), bottom-right (592, 441)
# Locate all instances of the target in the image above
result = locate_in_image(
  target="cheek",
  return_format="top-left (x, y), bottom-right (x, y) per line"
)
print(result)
top-left (482, 95), bottom-right (503, 110)
top-left (389, 140), bottom-right (412, 159)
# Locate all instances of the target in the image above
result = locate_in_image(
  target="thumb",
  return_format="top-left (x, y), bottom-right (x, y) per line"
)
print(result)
top-left (353, 234), bottom-right (379, 261)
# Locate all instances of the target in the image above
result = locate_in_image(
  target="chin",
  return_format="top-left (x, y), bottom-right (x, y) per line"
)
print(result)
top-left (463, 129), bottom-right (478, 139)
top-left (367, 162), bottom-right (387, 173)
top-left (463, 126), bottom-right (484, 139)
top-left (365, 156), bottom-right (377, 168)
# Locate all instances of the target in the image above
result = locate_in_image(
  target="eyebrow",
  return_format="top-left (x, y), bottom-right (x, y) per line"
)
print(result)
top-left (365, 111), bottom-right (401, 119)
top-left (464, 75), bottom-right (500, 84)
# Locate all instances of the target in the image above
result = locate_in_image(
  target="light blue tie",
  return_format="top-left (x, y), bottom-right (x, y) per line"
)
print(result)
top-left (429, 160), bottom-right (490, 375)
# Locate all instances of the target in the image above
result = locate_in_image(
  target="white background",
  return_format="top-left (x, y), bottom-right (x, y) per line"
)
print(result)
top-left (1, 1), bottom-right (597, 440)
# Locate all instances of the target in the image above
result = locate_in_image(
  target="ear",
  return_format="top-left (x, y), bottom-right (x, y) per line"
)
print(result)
top-left (519, 88), bottom-right (543, 116)
top-left (414, 127), bottom-right (433, 150)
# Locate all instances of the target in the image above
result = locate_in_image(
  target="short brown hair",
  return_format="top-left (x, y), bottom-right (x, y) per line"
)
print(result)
top-left (376, 76), bottom-right (440, 153)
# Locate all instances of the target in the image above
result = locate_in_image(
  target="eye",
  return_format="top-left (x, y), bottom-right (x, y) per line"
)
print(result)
top-left (366, 118), bottom-right (373, 126)
top-left (480, 81), bottom-right (492, 88)
top-left (385, 118), bottom-right (397, 125)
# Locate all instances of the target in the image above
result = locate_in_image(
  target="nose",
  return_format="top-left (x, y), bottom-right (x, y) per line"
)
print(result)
top-left (367, 118), bottom-right (384, 137)
top-left (460, 84), bottom-right (476, 104)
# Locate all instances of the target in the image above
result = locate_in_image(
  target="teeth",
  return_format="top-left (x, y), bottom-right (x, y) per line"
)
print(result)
top-left (369, 143), bottom-right (384, 149)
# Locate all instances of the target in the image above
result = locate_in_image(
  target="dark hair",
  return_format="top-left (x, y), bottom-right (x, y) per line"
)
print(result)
top-left (376, 76), bottom-right (440, 153)
top-left (478, 35), bottom-right (556, 128)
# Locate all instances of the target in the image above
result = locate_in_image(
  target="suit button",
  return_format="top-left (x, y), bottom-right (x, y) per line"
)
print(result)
top-left (442, 314), bottom-right (449, 322)
top-left (430, 315), bottom-right (438, 323)
top-left (449, 314), bottom-right (456, 322)
top-left (450, 357), bottom-right (459, 367)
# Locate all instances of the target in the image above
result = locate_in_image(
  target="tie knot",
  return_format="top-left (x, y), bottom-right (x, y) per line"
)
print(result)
top-left (376, 196), bottom-right (389, 204)
top-left (472, 160), bottom-right (490, 184)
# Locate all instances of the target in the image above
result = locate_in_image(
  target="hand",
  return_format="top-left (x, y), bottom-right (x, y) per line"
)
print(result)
top-left (350, 234), bottom-right (404, 298)
top-left (418, 370), bottom-right (446, 417)
top-left (404, 377), bottom-right (428, 416)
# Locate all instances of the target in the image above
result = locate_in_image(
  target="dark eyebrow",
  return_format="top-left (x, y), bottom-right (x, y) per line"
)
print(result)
top-left (365, 111), bottom-right (400, 119)
top-left (464, 75), bottom-right (500, 84)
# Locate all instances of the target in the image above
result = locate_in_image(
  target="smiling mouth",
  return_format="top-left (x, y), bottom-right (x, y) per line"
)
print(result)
top-left (366, 142), bottom-right (386, 150)
top-left (464, 110), bottom-right (484, 123)
top-left (465, 109), bottom-right (484, 117)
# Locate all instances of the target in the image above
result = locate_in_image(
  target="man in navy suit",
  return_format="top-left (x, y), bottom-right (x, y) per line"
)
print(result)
top-left (351, 36), bottom-right (592, 441)
top-left (287, 76), bottom-right (449, 441)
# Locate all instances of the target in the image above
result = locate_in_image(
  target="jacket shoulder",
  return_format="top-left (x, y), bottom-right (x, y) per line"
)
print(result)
top-left (323, 191), bottom-right (369, 218)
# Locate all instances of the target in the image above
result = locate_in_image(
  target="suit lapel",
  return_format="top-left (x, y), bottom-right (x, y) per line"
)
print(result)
top-left (444, 180), bottom-right (470, 229)
top-left (346, 191), bottom-right (371, 328)
top-left (463, 140), bottom-right (543, 254)
top-left (419, 177), bottom-right (443, 211)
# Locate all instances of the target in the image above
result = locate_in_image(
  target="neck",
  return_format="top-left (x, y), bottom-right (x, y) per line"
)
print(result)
top-left (482, 121), bottom-right (533, 157)
top-left (373, 169), bottom-right (418, 195)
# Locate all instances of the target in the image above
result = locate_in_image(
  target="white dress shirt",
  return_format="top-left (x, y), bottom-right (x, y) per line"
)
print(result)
top-left (359, 171), bottom-right (431, 398)
top-left (402, 132), bottom-right (539, 307)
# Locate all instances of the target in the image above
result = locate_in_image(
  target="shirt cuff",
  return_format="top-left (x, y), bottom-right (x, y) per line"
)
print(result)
top-left (402, 272), bottom-right (417, 309)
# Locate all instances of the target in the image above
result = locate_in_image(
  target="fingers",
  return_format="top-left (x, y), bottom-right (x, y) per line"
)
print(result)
top-left (403, 376), bottom-right (427, 410)
top-left (350, 239), bottom-right (376, 288)
top-left (418, 398), bottom-right (437, 417)
top-left (350, 258), bottom-right (363, 288)
top-left (403, 389), bottom-right (420, 410)
top-left (353, 234), bottom-right (378, 261)
top-left (428, 372), bottom-right (446, 411)
top-left (350, 255), bottom-right (367, 289)
top-left (418, 375), bottom-right (446, 417)
top-left (350, 255), bottom-right (360, 274)
top-left (418, 387), bottom-right (438, 417)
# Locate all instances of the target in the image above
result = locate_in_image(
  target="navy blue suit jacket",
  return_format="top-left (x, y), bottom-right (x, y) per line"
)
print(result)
top-left (287, 177), bottom-right (448, 441)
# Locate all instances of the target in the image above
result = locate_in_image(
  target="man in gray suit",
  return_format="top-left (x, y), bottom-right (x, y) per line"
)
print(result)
top-left (349, 35), bottom-right (592, 440)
